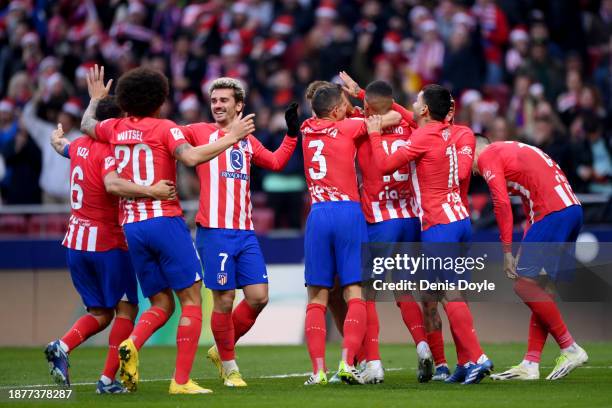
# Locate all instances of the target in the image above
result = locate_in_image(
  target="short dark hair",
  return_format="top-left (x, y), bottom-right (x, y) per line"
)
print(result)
top-left (422, 84), bottom-right (452, 121)
top-left (95, 96), bottom-right (122, 121)
top-left (116, 67), bottom-right (169, 117)
top-left (312, 86), bottom-right (342, 118)
top-left (365, 80), bottom-right (393, 99)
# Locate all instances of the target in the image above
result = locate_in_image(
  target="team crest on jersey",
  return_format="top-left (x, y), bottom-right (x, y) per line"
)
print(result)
top-left (230, 149), bottom-right (244, 170)
top-left (240, 139), bottom-right (248, 149)
top-left (483, 170), bottom-right (495, 182)
top-left (104, 156), bottom-right (116, 170)
top-left (442, 128), bottom-right (451, 141)
top-left (217, 272), bottom-right (228, 286)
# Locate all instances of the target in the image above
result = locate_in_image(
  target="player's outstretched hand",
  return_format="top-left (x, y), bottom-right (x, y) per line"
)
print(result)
top-left (339, 71), bottom-right (361, 98)
top-left (229, 112), bottom-right (256, 142)
top-left (87, 64), bottom-right (113, 100)
top-left (366, 115), bottom-right (383, 135)
top-left (503, 252), bottom-right (517, 280)
top-left (284, 102), bottom-right (301, 137)
top-left (149, 180), bottom-right (176, 201)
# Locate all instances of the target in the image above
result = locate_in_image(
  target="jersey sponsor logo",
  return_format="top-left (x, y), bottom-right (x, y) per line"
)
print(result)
top-left (76, 146), bottom-right (89, 159)
top-left (170, 127), bottom-right (185, 141)
top-left (217, 272), bottom-right (228, 286)
top-left (104, 156), bottom-right (115, 170)
top-left (230, 149), bottom-right (244, 170)
top-left (302, 126), bottom-right (338, 138)
top-left (459, 145), bottom-right (473, 156)
top-left (221, 170), bottom-right (249, 181)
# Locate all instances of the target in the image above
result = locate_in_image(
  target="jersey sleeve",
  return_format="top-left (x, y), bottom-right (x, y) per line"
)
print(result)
top-left (94, 118), bottom-right (119, 143)
top-left (97, 143), bottom-right (118, 178)
top-left (163, 122), bottom-right (190, 154)
top-left (392, 102), bottom-right (418, 128)
top-left (342, 117), bottom-right (368, 140)
top-left (251, 134), bottom-right (298, 171)
top-left (178, 125), bottom-right (197, 146)
top-left (478, 150), bottom-right (513, 251)
top-left (455, 129), bottom-right (476, 183)
top-left (370, 128), bottom-right (426, 173)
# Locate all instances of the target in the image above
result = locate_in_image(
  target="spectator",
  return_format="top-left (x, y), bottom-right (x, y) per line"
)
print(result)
top-left (21, 96), bottom-right (82, 203)
top-left (471, 0), bottom-right (509, 85)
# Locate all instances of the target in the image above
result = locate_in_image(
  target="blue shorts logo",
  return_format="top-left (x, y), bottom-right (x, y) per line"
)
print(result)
top-left (230, 149), bottom-right (244, 170)
top-left (217, 272), bottom-right (228, 286)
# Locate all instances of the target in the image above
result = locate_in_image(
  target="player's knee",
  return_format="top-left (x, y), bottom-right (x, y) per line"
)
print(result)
top-left (247, 295), bottom-right (268, 312)
top-left (214, 291), bottom-right (235, 313)
top-left (116, 301), bottom-right (138, 321)
top-left (89, 308), bottom-right (114, 328)
top-left (150, 290), bottom-right (176, 315)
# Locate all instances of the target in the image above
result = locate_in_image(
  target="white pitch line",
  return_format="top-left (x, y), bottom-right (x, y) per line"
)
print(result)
top-left (0, 366), bottom-right (609, 390)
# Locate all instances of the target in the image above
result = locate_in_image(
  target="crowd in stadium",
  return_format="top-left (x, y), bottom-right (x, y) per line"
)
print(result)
top-left (0, 0), bottom-right (610, 229)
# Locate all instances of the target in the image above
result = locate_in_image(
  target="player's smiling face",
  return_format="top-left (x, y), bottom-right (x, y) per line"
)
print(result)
top-left (210, 88), bottom-right (244, 125)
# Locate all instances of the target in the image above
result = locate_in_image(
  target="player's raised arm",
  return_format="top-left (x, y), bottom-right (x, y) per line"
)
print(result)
top-left (367, 115), bottom-right (421, 173)
top-left (50, 123), bottom-right (70, 158)
top-left (81, 64), bottom-right (113, 138)
top-left (251, 102), bottom-right (300, 171)
top-left (103, 172), bottom-right (177, 200)
top-left (174, 113), bottom-right (256, 167)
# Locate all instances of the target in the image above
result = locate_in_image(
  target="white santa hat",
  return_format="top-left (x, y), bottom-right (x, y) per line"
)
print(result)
top-left (271, 15), bottom-right (294, 35)
top-left (62, 98), bottom-right (83, 118)
top-left (21, 32), bottom-right (39, 48)
top-left (221, 42), bottom-right (241, 57)
top-left (460, 89), bottom-right (482, 107)
top-left (46, 72), bottom-right (64, 89)
top-left (40, 56), bottom-right (59, 73)
top-left (231, 2), bottom-right (249, 15)
top-left (419, 19), bottom-right (438, 34)
top-left (409, 6), bottom-right (430, 24)
top-left (452, 12), bottom-right (475, 29)
top-left (179, 93), bottom-right (200, 113)
top-left (128, 1), bottom-right (146, 16)
top-left (510, 27), bottom-right (529, 44)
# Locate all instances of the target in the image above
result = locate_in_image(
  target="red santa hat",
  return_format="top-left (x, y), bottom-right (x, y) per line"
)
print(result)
top-left (460, 89), bottom-right (482, 107)
top-left (263, 38), bottom-right (287, 57)
top-left (75, 62), bottom-right (96, 80)
top-left (221, 42), bottom-right (241, 57)
top-left (271, 15), bottom-right (294, 35)
top-left (179, 93), bottom-right (200, 113)
top-left (62, 98), bottom-right (83, 118)
top-left (0, 99), bottom-right (15, 113)
top-left (40, 56), bottom-right (59, 74)
top-left (21, 31), bottom-right (39, 48)
top-left (46, 72), bottom-right (64, 89)
top-left (316, 1), bottom-right (337, 19)
top-left (510, 26), bottom-right (529, 44)
top-left (383, 32), bottom-right (402, 54)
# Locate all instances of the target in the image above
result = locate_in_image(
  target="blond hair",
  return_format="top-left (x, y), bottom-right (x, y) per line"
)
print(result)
top-left (209, 77), bottom-right (246, 103)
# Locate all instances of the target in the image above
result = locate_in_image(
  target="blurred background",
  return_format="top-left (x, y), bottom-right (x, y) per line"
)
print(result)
top-left (0, 0), bottom-right (610, 346)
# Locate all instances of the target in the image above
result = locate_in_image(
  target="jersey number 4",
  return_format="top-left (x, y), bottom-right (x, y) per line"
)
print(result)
top-left (115, 144), bottom-right (155, 186)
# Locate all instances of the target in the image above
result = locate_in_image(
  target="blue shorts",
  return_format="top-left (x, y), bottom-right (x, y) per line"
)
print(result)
top-left (196, 227), bottom-right (268, 291)
top-left (517, 205), bottom-right (583, 281)
top-left (421, 218), bottom-right (472, 284)
top-left (123, 216), bottom-right (203, 298)
top-left (367, 217), bottom-right (421, 243)
top-left (304, 201), bottom-right (368, 288)
top-left (67, 248), bottom-right (138, 309)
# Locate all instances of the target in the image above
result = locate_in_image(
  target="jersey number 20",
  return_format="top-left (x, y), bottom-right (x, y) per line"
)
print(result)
top-left (115, 144), bottom-right (155, 186)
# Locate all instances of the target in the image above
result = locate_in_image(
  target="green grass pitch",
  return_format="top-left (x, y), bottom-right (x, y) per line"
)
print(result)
top-left (0, 343), bottom-right (611, 407)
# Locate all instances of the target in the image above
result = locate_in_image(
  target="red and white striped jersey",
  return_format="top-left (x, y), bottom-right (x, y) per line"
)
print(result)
top-left (181, 123), bottom-right (297, 230)
top-left (453, 124), bottom-right (476, 211)
top-left (62, 137), bottom-right (127, 251)
top-left (95, 117), bottom-right (188, 224)
top-left (477, 141), bottom-right (580, 247)
top-left (357, 119), bottom-right (418, 223)
top-left (370, 121), bottom-right (470, 231)
top-left (301, 116), bottom-right (367, 203)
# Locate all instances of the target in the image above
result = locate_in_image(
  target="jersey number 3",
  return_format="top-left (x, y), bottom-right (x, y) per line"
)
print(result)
top-left (308, 140), bottom-right (327, 180)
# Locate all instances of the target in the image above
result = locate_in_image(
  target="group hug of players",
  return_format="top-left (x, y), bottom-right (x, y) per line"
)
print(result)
top-left (43, 63), bottom-right (588, 395)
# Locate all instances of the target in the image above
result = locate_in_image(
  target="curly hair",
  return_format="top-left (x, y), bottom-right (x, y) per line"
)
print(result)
top-left (95, 96), bottom-right (123, 121)
top-left (305, 80), bottom-right (332, 101)
top-left (116, 67), bottom-right (169, 117)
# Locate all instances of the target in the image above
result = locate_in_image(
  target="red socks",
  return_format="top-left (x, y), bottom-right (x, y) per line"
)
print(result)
top-left (211, 311), bottom-right (235, 361)
top-left (444, 302), bottom-right (484, 363)
top-left (233, 300), bottom-right (260, 343)
top-left (363, 301), bottom-right (381, 361)
top-left (396, 300), bottom-right (427, 345)
top-left (514, 279), bottom-right (574, 349)
top-left (175, 305), bottom-right (203, 384)
top-left (525, 312), bottom-right (548, 363)
top-left (61, 314), bottom-right (103, 352)
top-left (131, 306), bottom-right (169, 349)
top-left (427, 330), bottom-right (447, 366)
top-left (448, 318), bottom-right (471, 365)
top-left (101, 317), bottom-right (134, 379)
top-left (305, 303), bottom-right (327, 373)
top-left (342, 299), bottom-right (367, 365)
